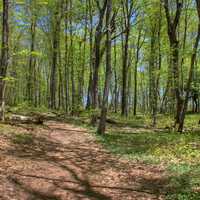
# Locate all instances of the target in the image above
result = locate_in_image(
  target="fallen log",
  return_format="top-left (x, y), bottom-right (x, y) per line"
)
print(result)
top-left (7, 114), bottom-right (44, 125)
top-left (90, 115), bottom-right (118, 125)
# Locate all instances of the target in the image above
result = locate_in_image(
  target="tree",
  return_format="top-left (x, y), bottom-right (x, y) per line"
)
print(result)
top-left (178, 0), bottom-right (200, 132)
top-left (91, 0), bottom-right (107, 109)
top-left (163, 0), bottom-right (183, 127)
top-left (49, 0), bottom-right (63, 109)
top-left (133, 26), bottom-right (143, 116)
top-left (121, 0), bottom-right (135, 117)
top-left (0, 0), bottom-right (9, 121)
top-left (97, 0), bottom-right (112, 134)
top-left (27, 0), bottom-right (37, 105)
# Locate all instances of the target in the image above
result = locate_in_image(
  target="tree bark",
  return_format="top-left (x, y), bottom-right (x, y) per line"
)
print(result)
top-left (0, 0), bottom-right (9, 121)
top-left (97, 0), bottom-right (112, 134)
top-left (49, 1), bottom-right (63, 109)
top-left (27, 4), bottom-right (36, 104)
top-left (133, 27), bottom-right (142, 116)
top-left (163, 0), bottom-right (183, 127)
top-left (91, 0), bottom-right (107, 109)
top-left (86, 0), bottom-right (93, 110)
top-left (178, 0), bottom-right (200, 132)
top-left (64, 0), bottom-right (70, 113)
top-left (121, 0), bottom-right (134, 117)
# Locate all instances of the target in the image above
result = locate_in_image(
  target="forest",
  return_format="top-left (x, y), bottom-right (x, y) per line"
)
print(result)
top-left (0, 0), bottom-right (200, 199)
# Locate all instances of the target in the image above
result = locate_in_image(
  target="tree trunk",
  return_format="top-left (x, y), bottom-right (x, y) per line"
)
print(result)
top-left (91, 0), bottom-right (107, 109)
top-left (121, 27), bottom-right (129, 116)
top-left (49, 1), bottom-right (63, 109)
top-left (0, 0), bottom-right (9, 121)
top-left (163, 0), bottom-right (183, 127)
top-left (133, 28), bottom-right (142, 116)
top-left (69, 0), bottom-right (76, 115)
top-left (113, 39), bottom-right (118, 113)
top-left (86, 0), bottom-right (93, 110)
top-left (178, 1), bottom-right (200, 132)
top-left (121, 0), bottom-right (134, 117)
top-left (27, 6), bottom-right (36, 104)
top-left (64, 0), bottom-right (70, 113)
top-left (97, 0), bottom-right (112, 134)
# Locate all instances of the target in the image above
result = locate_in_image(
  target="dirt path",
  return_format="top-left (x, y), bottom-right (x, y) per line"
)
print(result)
top-left (0, 121), bottom-right (168, 200)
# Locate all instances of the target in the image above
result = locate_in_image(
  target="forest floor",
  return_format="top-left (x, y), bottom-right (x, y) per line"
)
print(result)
top-left (0, 119), bottom-right (171, 200)
top-left (0, 113), bottom-right (200, 200)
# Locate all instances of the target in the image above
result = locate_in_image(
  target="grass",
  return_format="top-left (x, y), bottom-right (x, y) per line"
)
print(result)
top-left (97, 131), bottom-right (200, 163)
top-left (96, 131), bottom-right (200, 198)
top-left (12, 133), bottom-right (34, 145)
top-left (9, 109), bottom-right (198, 199)
top-left (0, 121), bottom-right (34, 145)
top-left (3, 107), bottom-right (200, 199)
top-left (93, 113), bottom-right (200, 200)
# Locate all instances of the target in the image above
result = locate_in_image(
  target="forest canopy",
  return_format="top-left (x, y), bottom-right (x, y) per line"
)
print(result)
top-left (0, 0), bottom-right (200, 133)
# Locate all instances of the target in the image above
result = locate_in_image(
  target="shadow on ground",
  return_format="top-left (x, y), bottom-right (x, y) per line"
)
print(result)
top-left (0, 121), bottom-right (189, 200)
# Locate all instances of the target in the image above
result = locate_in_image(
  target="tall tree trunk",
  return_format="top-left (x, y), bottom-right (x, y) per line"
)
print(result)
top-left (121, 0), bottom-right (134, 117)
top-left (180, 2), bottom-right (189, 92)
top-left (69, 0), bottom-right (75, 115)
top-left (78, 7), bottom-right (88, 108)
top-left (121, 27), bottom-right (129, 116)
top-left (49, 1), bottom-right (62, 109)
top-left (149, 25), bottom-right (157, 127)
top-left (86, 0), bottom-right (93, 109)
top-left (64, 0), bottom-right (70, 113)
top-left (178, 0), bottom-right (200, 132)
top-left (27, 5), bottom-right (36, 104)
top-left (0, 0), bottom-right (9, 121)
top-left (113, 39), bottom-right (118, 113)
top-left (133, 28), bottom-right (142, 116)
top-left (58, 41), bottom-right (64, 110)
top-left (163, 0), bottom-right (183, 127)
top-left (97, 0), bottom-right (112, 134)
top-left (91, 0), bottom-right (107, 109)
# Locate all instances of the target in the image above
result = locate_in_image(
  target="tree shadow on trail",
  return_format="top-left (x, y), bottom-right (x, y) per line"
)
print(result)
top-left (1, 122), bottom-right (178, 199)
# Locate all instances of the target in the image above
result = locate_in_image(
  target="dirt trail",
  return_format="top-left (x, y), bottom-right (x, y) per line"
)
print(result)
top-left (0, 121), bottom-right (168, 200)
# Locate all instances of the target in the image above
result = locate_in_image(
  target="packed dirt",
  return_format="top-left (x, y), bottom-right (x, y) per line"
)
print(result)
top-left (0, 121), bottom-right (169, 200)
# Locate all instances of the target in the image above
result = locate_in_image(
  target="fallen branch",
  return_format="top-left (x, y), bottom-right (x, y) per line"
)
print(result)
top-left (7, 114), bottom-right (44, 125)
top-left (90, 115), bottom-right (118, 125)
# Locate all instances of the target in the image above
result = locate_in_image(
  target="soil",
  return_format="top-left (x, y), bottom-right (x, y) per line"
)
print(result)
top-left (0, 121), bottom-right (169, 200)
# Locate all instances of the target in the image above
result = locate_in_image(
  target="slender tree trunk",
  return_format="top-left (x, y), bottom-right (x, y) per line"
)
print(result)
top-left (98, 0), bottom-right (112, 134)
top-left (178, 0), bottom-right (200, 132)
top-left (113, 39), bottom-right (118, 113)
top-left (180, 2), bottom-right (189, 92)
top-left (58, 41), bottom-right (64, 109)
top-left (91, 0), bottom-right (107, 109)
top-left (27, 7), bottom-right (36, 104)
top-left (50, 1), bottom-right (63, 109)
top-left (0, 0), bottom-right (9, 121)
top-left (69, 0), bottom-right (75, 115)
top-left (149, 26), bottom-right (157, 127)
top-left (121, 0), bottom-right (134, 117)
top-left (121, 27), bottom-right (129, 116)
top-left (86, 0), bottom-right (93, 110)
top-left (133, 28), bottom-right (142, 116)
top-left (64, 0), bottom-right (70, 113)
top-left (163, 0), bottom-right (183, 127)
top-left (78, 8), bottom-right (88, 108)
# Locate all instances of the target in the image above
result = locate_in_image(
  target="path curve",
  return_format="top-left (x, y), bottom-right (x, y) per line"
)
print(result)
top-left (0, 121), bottom-right (167, 200)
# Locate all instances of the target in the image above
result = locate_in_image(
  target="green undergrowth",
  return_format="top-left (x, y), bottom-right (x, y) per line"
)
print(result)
top-left (93, 114), bottom-right (200, 200)
top-left (2, 107), bottom-right (200, 199)
top-left (0, 124), bottom-right (34, 145)
top-left (97, 130), bottom-right (200, 164)
top-left (97, 130), bottom-right (200, 199)
top-left (8, 102), bottom-right (52, 116)
top-left (12, 133), bottom-right (34, 145)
